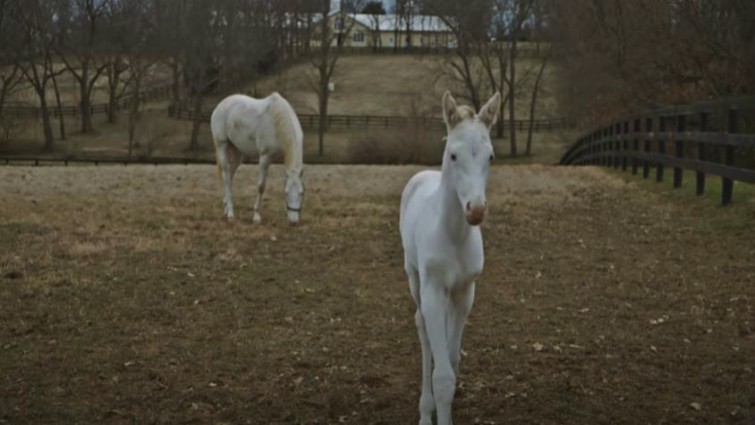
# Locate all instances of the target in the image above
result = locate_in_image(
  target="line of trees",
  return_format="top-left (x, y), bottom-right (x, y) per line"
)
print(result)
top-left (0, 0), bottom-right (329, 153)
top-left (419, 0), bottom-right (552, 156)
top-left (551, 0), bottom-right (754, 125)
top-left (5, 0), bottom-right (748, 157)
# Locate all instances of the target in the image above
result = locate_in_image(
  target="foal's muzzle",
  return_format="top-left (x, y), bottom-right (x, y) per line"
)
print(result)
top-left (465, 201), bottom-right (487, 225)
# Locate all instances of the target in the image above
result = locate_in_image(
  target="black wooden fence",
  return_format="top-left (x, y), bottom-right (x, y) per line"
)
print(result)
top-left (1, 84), bottom-right (173, 119)
top-left (559, 97), bottom-right (755, 205)
top-left (169, 105), bottom-right (576, 133)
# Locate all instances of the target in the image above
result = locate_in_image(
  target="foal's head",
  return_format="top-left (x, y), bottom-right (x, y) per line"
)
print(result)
top-left (441, 91), bottom-right (500, 226)
top-left (284, 168), bottom-right (304, 225)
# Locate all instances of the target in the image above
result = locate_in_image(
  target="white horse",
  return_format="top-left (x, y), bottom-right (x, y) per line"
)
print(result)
top-left (400, 91), bottom-right (500, 425)
top-left (211, 92), bottom-right (304, 225)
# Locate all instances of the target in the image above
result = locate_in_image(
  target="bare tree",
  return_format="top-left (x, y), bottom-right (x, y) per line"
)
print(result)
top-left (0, 0), bottom-right (23, 116)
top-left (14, 0), bottom-right (64, 150)
top-left (310, 0), bottom-right (364, 155)
top-left (395, 0), bottom-right (416, 49)
top-left (165, 0), bottom-right (277, 152)
top-left (524, 0), bottom-right (549, 155)
top-left (504, 0), bottom-right (534, 156)
top-left (362, 1), bottom-right (386, 50)
top-left (424, 0), bottom-right (493, 110)
top-left (103, 0), bottom-right (160, 158)
top-left (550, 0), bottom-right (755, 122)
top-left (56, 0), bottom-right (111, 134)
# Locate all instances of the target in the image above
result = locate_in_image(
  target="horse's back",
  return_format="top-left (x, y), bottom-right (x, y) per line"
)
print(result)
top-left (211, 94), bottom-right (256, 142)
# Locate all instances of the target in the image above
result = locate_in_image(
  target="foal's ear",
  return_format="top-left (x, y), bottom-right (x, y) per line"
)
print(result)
top-left (442, 91), bottom-right (462, 129)
top-left (478, 92), bottom-right (501, 128)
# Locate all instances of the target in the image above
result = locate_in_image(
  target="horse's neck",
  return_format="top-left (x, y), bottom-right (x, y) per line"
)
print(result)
top-left (433, 163), bottom-right (471, 242)
top-left (281, 139), bottom-right (302, 172)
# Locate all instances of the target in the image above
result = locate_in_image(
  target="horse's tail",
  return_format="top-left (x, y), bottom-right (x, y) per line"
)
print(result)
top-left (269, 92), bottom-right (302, 171)
top-left (215, 150), bottom-right (222, 191)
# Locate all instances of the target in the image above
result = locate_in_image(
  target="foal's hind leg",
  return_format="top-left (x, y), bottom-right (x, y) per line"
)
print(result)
top-left (252, 154), bottom-right (271, 223)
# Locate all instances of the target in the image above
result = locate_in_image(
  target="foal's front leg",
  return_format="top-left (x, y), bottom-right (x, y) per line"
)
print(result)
top-left (449, 282), bottom-right (475, 376)
top-left (421, 283), bottom-right (456, 425)
top-left (252, 154), bottom-right (271, 223)
top-left (408, 268), bottom-right (435, 425)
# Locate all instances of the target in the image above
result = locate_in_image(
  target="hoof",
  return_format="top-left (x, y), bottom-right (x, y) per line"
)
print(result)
top-left (252, 213), bottom-right (262, 224)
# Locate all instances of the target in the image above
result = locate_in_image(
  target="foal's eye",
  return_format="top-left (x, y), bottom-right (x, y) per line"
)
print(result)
top-left (489, 154), bottom-right (494, 161)
top-left (450, 153), bottom-right (457, 161)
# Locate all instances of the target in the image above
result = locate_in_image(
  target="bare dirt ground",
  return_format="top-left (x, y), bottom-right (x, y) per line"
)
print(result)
top-left (0, 164), bottom-right (752, 425)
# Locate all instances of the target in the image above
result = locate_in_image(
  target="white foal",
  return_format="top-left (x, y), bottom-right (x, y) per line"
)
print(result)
top-left (211, 92), bottom-right (304, 225)
top-left (400, 91), bottom-right (500, 425)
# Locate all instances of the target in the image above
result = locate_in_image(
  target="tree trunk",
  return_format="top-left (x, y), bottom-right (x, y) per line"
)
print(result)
top-left (171, 58), bottom-right (181, 113)
top-left (497, 92), bottom-right (506, 138)
top-left (38, 93), bottom-right (54, 151)
top-left (189, 93), bottom-right (204, 152)
top-left (79, 63), bottom-right (93, 133)
top-left (51, 71), bottom-right (66, 141)
top-left (508, 37), bottom-right (518, 157)
top-left (128, 71), bottom-right (142, 159)
top-left (526, 57), bottom-right (547, 156)
top-left (318, 84), bottom-right (328, 156)
top-left (106, 58), bottom-right (123, 124)
top-left (0, 66), bottom-right (21, 115)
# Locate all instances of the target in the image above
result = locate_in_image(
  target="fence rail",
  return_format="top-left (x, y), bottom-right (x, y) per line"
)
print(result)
top-left (169, 105), bottom-right (576, 133)
top-left (559, 97), bottom-right (755, 205)
top-left (0, 155), bottom-right (212, 167)
top-left (0, 83), bottom-right (173, 118)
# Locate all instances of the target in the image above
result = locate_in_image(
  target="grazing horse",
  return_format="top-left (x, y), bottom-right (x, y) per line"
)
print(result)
top-left (400, 91), bottom-right (500, 425)
top-left (211, 92), bottom-right (304, 225)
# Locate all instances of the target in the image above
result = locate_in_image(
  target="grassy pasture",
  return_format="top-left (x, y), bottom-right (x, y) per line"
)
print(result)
top-left (0, 164), bottom-right (752, 425)
top-left (219, 55), bottom-right (562, 119)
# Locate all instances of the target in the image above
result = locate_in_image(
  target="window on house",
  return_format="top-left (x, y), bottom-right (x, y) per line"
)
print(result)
top-left (334, 17), bottom-right (344, 30)
top-left (353, 32), bottom-right (365, 43)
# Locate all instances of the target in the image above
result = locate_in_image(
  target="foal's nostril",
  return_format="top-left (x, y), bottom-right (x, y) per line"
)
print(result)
top-left (466, 201), bottom-right (471, 211)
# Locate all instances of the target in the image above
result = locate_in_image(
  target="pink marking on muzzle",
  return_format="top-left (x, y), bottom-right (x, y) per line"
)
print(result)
top-left (465, 201), bottom-right (487, 225)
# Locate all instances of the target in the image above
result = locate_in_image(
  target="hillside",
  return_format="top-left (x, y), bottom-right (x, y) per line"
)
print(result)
top-left (241, 54), bottom-right (562, 118)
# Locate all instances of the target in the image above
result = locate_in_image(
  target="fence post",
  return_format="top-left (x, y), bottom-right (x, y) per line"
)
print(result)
top-left (674, 114), bottom-right (685, 188)
top-left (622, 121), bottom-right (629, 170)
top-left (632, 119), bottom-right (640, 175)
top-left (643, 117), bottom-right (652, 178)
top-left (603, 126), bottom-right (609, 166)
top-left (722, 108), bottom-right (737, 205)
top-left (696, 111), bottom-right (707, 196)
top-left (656, 116), bottom-right (666, 182)
top-left (613, 122), bottom-right (624, 168)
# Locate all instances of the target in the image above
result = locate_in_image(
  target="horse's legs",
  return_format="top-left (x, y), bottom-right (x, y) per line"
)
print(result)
top-left (408, 267), bottom-right (434, 425)
top-left (420, 282), bottom-right (456, 425)
top-left (216, 143), bottom-right (235, 219)
top-left (252, 154), bottom-right (271, 223)
top-left (448, 283), bottom-right (475, 376)
top-left (226, 143), bottom-right (243, 182)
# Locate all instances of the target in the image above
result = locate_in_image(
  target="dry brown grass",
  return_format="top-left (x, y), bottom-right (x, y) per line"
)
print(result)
top-left (239, 55), bottom-right (562, 118)
top-left (0, 164), bottom-right (752, 425)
